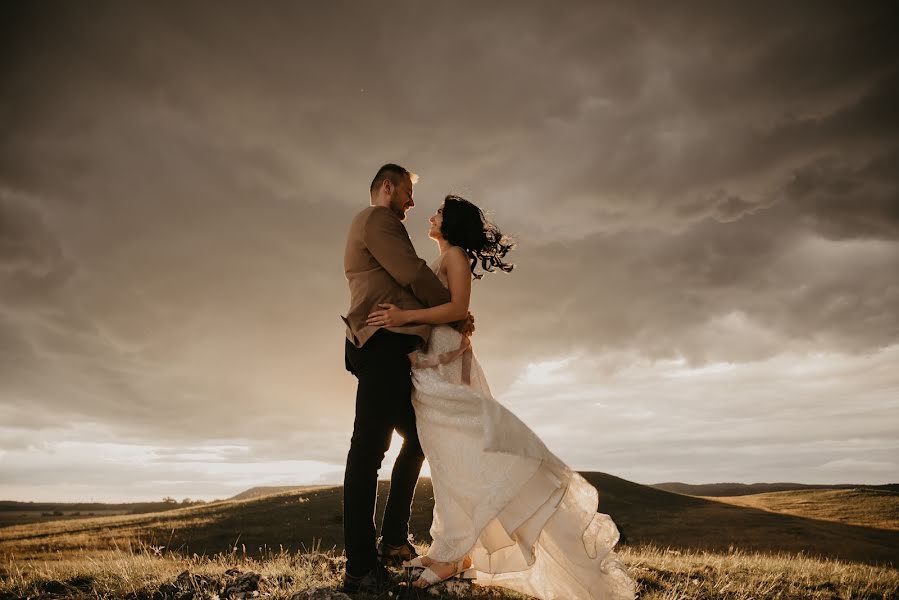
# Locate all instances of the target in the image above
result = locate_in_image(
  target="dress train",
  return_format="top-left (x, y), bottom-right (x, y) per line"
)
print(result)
top-left (410, 322), bottom-right (635, 600)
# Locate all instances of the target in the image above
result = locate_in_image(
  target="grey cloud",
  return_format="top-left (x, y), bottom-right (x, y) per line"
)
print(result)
top-left (0, 188), bottom-right (77, 305)
top-left (675, 191), bottom-right (770, 224)
top-left (1, 1), bottom-right (898, 497)
top-left (786, 151), bottom-right (899, 240)
top-left (462, 6), bottom-right (899, 242)
top-left (467, 197), bottom-right (899, 375)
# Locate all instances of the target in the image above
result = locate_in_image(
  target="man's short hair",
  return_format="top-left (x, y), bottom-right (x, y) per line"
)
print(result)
top-left (370, 163), bottom-right (419, 195)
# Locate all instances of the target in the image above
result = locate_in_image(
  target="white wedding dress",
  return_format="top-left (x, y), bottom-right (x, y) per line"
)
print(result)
top-left (408, 260), bottom-right (636, 600)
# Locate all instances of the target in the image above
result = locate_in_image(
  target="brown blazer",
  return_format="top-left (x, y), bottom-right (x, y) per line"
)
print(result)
top-left (342, 206), bottom-right (451, 347)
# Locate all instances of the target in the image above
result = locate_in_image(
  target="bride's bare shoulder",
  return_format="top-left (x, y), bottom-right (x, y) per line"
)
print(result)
top-left (442, 245), bottom-right (469, 269)
top-left (447, 245), bottom-right (468, 261)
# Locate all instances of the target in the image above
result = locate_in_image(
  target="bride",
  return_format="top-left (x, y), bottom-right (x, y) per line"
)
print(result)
top-left (366, 195), bottom-right (636, 599)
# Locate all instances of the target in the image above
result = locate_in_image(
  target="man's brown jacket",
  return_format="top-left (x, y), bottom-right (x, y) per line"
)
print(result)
top-left (342, 206), bottom-right (451, 347)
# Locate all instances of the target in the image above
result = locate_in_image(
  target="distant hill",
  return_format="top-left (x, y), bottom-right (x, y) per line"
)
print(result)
top-left (228, 486), bottom-right (327, 502)
top-left (652, 481), bottom-right (899, 497)
top-left (701, 488), bottom-right (899, 531)
top-left (581, 472), bottom-right (898, 565)
top-left (2, 472), bottom-right (897, 566)
top-left (0, 499), bottom-right (212, 528)
top-left (0, 500), bottom-right (205, 513)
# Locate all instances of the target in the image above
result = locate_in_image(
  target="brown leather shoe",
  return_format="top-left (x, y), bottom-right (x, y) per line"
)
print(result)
top-left (378, 537), bottom-right (419, 566)
top-left (341, 563), bottom-right (392, 594)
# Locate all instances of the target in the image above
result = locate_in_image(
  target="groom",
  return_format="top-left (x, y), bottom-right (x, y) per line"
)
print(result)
top-left (341, 164), bottom-right (463, 593)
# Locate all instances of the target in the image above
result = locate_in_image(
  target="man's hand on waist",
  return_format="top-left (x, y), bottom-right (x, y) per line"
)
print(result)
top-left (459, 311), bottom-right (475, 337)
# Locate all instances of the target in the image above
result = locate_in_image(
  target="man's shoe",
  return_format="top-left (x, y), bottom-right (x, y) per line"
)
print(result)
top-left (378, 537), bottom-right (419, 566)
top-left (340, 564), bottom-right (392, 594)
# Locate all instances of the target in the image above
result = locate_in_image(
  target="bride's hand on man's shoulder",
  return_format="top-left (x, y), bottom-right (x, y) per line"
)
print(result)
top-left (367, 303), bottom-right (409, 327)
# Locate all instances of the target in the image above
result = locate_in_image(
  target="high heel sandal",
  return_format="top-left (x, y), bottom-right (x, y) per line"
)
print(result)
top-left (412, 557), bottom-right (475, 588)
top-left (401, 556), bottom-right (428, 569)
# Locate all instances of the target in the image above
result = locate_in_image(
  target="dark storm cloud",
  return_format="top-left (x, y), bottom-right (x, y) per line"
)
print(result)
top-left (1, 1), bottom-right (897, 497)
top-left (0, 188), bottom-right (76, 304)
top-left (475, 199), bottom-right (899, 376)
top-left (786, 151), bottom-right (899, 240)
top-left (442, 3), bottom-right (899, 246)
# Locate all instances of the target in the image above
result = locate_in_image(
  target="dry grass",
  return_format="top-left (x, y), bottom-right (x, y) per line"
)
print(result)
top-left (0, 542), bottom-right (896, 600)
top-left (0, 507), bottom-right (223, 560)
top-left (3, 479), bottom-right (897, 597)
top-left (627, 545), bottom-right (898, 600)
top-left (702, 488), bottom-right (899, 531)
top-left (6, 477), bottom-right (898, 568)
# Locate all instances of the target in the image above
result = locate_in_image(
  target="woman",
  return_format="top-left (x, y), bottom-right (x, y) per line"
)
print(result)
top-left (366, 195), bottom-right (635, 599)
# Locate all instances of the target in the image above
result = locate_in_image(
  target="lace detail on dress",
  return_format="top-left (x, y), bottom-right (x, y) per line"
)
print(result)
top-left (409, 334), bottom-right (472, 384)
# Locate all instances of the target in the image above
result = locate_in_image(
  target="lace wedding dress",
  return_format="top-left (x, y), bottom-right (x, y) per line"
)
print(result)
top-left (408, 260), bottom-right (636, 600)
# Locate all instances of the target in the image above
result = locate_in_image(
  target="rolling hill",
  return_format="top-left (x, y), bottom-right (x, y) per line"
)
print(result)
top-left (0, 499), bottom-right (212, 528)
top-left (700, 487), bottom-right (899, 531)
top-left (2, 472), bottom-right (897, 566)
top-left (652, 481), bottom-right (899, 496)
top-left (227, 485), bottom-right (329, 502)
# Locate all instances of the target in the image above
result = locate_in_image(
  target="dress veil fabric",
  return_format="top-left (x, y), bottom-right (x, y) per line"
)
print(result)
top-left (409, 263), bottom-right (636, 599)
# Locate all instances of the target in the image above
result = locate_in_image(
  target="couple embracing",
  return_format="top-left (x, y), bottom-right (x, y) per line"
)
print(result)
top-left (340, 163), bottom-right (635, 599)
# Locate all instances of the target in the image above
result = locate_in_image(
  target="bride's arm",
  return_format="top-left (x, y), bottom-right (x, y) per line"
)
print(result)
top-left (367, 246), bottom-right (471, 327)
top-left (402, 247), bottom-right (471, 324)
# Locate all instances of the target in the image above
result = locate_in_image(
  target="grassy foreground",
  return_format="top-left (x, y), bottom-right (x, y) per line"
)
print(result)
top-left (1, 543), bottom-right (897, 600)
top-left (5, 477), bottom-right (896, 567)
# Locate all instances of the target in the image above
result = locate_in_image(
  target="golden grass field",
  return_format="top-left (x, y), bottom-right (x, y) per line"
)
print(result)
top-left (1, 474), bottom-right (896, 599)
top-left (1, 540), bottom-right (897, 599)
top-left (701, 488), bottom-right (899, 531)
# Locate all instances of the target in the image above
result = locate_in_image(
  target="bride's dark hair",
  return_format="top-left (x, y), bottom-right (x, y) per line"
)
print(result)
top-left (440, 195), bottom-right (515, 279)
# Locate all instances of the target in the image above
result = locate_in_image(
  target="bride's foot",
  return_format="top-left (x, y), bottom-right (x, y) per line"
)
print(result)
top-left (402, 555), bottom-right (434, 569)
top-left (412, 555), bottom-right (472, 588)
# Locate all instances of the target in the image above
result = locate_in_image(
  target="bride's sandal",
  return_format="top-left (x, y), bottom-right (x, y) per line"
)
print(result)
top-left (412, 557), bottom-right (473, 588)
top-left (401, 556), bottom-right (429, 569)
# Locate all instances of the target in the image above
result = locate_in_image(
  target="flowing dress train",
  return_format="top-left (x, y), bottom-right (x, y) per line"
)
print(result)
top-left (408, 262), bottom-right (636, 600)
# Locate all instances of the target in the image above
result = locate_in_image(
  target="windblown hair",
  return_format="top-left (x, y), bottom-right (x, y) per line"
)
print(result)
top-left (440, 194), bottom-right (515, 279)
top-left (370, 163), bottom-right (419, 195)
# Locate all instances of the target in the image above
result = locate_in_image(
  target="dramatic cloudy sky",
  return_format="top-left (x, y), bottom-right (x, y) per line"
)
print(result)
top-left (2, 1), bottom-right (898, 502)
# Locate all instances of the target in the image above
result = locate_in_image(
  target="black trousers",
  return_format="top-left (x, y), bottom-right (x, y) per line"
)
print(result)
top-left (343, 330), bottom-right (425, 576)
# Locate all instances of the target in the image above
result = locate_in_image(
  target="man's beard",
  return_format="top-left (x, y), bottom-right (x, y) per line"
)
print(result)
top-left (390, 194), bottom-right (406, 220)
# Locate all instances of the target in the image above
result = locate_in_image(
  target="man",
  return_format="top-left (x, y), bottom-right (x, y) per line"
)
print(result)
top-left (341, 163), bottom-right (468, 593)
